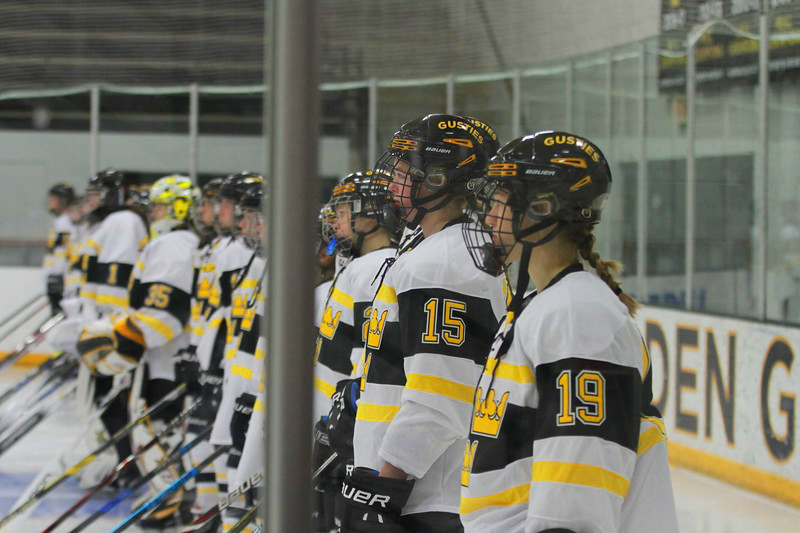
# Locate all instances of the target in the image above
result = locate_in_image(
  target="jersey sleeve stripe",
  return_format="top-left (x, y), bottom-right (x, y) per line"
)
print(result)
top-left (230, 364), bottom-right (253, 380)
top-left (136, 260), bottom-right (145, 271)
top-left (254, 399), bottom-right (265, 412)
top-left (314, 376), bottom-right (336, 398)
top-left (459, 482), bottom-right (530, 515)
top-left (96, 294), bottom-right (129, 308)
top-left (375, 283), bottom-right (398, 304)
top-left (209, 317), bottom-right (223, 328)
top-left (355, 402), bottom-right (401, 423)
top-left (255, 348), bottom-right (265, 360)
top-left (134, 312), bottom-right (176, 342)
top-left (484, 358), bottom-right (535, 384)
top-left (405, 373), bottom-right (475, 404)
top-left (532, 461), bottom-right (630, 499)
top-left (87, 239), bottom-right (102, 252)
top-left (331, 287), bottom-right (354, 308)
top-left (637, 425), bottom-right (667, 456)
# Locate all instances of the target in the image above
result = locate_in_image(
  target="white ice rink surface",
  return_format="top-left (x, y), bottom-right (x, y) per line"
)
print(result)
top-left (1, 369), bottom-right (799, 532)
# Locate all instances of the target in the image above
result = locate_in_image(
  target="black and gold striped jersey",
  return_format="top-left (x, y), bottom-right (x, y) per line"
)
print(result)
top-left (313, 246), bottom-right (397, 421)
top-left (353, 221), bottom-right (506, 516)
top-left (460, 267), bottom-right (678, 533)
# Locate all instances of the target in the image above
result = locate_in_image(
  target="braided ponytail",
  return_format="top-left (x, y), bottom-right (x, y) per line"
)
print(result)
top-left (567, 224), bottom-right (640, 317)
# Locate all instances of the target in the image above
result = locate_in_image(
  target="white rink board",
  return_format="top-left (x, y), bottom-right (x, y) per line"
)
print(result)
top-left (636, 305), bottom-right (800, 507)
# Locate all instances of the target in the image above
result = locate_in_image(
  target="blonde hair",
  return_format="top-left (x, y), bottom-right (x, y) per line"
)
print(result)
top-left (566, 224), bottom-right (640, 317)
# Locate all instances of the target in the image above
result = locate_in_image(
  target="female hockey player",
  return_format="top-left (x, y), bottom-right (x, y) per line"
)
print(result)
top-left (459, 132), bottom-right (678, 533)
top-left (208, 176), bottom-right (265, 532)
top-left (342, 114), bottom-right (507, 533)
top-left (44, 183), bottom-right (77, 315)
top-left (311, 171), bottom-right (400, 531)
top-left (78, 174), bottom-right (199, 528)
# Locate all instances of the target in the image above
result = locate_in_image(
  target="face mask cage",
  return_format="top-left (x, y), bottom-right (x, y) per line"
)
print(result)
top-left (462, 180), bottom-right (522, 277)
top-left (326, 195), bottom-right (357, 257)
top-left (373, 151), bottom-right (427, 228)
top-left (240, 208), bottom-right (264, 252)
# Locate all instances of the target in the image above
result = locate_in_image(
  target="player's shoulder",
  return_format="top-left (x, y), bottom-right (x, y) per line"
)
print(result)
top-left (147, 229), bottom-right (199, 255)
top-left (393, 222), bottom-right (499, 295)
top-left (521, 271), bottom-right (631, 360)
top-left (53, 212), bottom-right (74, 232)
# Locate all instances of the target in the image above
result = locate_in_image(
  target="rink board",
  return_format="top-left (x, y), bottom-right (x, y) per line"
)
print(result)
top-left (637, 306), bottom-right (800, 508)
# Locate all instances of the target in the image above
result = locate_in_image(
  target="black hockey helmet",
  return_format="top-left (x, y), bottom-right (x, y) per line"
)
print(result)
top-left (86, 168), bottom-right (136, 211)
top-left (48, 183), bottom-right (76, 203)
top-left (372, 113), bottom-right (500, 229)
top-left (324, 170), bottom-right (398, 257)
top-left (238, 178), bottom-right (264, 211)
top-left (463, 131), bottom-right (612, 277)
top-left (220, 171), bottom-right (264, 204)
top-left (202, 176), bottom-right (226, 199)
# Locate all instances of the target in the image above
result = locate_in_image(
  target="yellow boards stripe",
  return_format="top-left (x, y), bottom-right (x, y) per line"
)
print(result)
top-left (405, 373), bottom-right (474, 403)
top-left (484, 358), bottom-right (535, 384)
top-left (313, 377), bottom-right (336, 398)
top-left (331, 287), bottom-right (354, 308)
top-left (230, 364), bottom-right (253, 380)
top-left (375, 284), bottom-right (397, 304)
top-left (532, 461), bottom-right (630, 499)
top-left (459, 482), bottom-right (530, 515)
top-left (355, 403), bottom-right (400, 423)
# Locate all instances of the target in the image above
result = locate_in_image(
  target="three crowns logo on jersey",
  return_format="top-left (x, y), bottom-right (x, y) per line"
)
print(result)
top-left (366, 308), bottom-right (388, 349)
top-left (319, 306), bottom-right (341, 340)
top-left (472, 387), bottom-right (510, 438)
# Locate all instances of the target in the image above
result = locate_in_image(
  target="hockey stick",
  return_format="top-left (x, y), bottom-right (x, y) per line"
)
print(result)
top-left (0, 351), bottom-right (66, 409)
top-left (40, 397), bottom-right (204, 533)
top-left (66, 426), bottom-right (217, 533)
top-left (180, 470), bottom-right (264, 532)
top-left (0, 312), bottom-right (65, 373)
top-left (0, 360), bottom-right (78, 456)
top-left (229, 501), bottom-right (261, 533)
top-left (2, 372), bottom-right (131, 529)
top-left (0, 298), bottom-right (49, 345)
top-left (107, 441), bottom-right (231, 533)
top-left (0, 381), bottom-right (187, 528)
top-left (0, 293), bottom-right (45, 335)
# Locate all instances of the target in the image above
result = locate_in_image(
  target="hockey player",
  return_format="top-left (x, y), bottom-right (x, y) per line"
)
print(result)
top-left (311, 172), bottom-right (399, 531)
top-left (209, 178), bottom-right (266, 532)
top-left (44, 183), bottom-right (77, 314)
top-left (199, 173), bottom-right (263, 499)
top-left (459, 132), bottom-right (678, 533)
top-left (179, 176), bottom-right (227, 518)
top-left (73, 169), bottom-right (149, 485)
top-left (78, 174), bottom-right (199, 527)
top-left (342, 114), bottom-right (506, 532)
top-left (314, 203), bottom-right (337, 327)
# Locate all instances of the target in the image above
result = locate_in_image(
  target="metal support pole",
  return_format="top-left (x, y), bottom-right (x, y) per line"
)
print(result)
top-left (368, 77), bottom-right (378, 167)
top-left (89, 85), bottom-right (100, 176)
top-left (636, 44), bottom-right (648, 301)
top-left (601, 49), bottom-right (613, 259)
top-left (512, 69), bottom-right (522, 139)
top-left (189, 83), bottom-right (199, 180)
top-left (446, 74), bottom-right (455, 115)
top-left (685, 44), bottom-right (697, 310)
top-left (566, 60), bottom-right (574, 130)
top-left (267, 1), bottom-right (319, 532)
top-left (755, 3), bottom-right (770, 319)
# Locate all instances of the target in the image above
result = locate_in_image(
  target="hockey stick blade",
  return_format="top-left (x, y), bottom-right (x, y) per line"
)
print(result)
top-left (0, 381), bottom-right (187, 528)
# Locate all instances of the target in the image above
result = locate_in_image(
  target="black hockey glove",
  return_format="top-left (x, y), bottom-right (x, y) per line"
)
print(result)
top-left (173, 347), bottom-right (201, 393)
top-left (326, 378), bottom-right (360, 460)
top-left (338, 467), bottom-right (414, 533)
top-left (47, 274), bottom-right (64, 313)
top-left (230, 392), bottom-right (256, 451)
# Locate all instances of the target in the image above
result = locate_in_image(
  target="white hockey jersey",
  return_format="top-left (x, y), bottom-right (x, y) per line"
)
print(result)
top-left (313, 246), bottom-right (396, 422)
top-left (460, 266), bottom-right (678, 533)
top-left (126, 229), bottom-right (199, 381)
top-left (195, 236), bottom-right (254, 373)
top-left (187, 236), bottom-right (226, 359)
top-left (210, 255), bottom-right (266, 446)
top-left (43, 212), bottom-right (77, 284)
top-left (353, 221), bottom-right (506, 515)
top-left (80, 209), bottom-right (148, 319)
